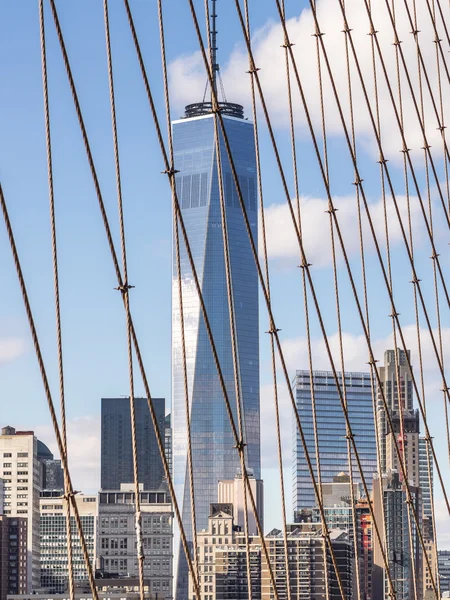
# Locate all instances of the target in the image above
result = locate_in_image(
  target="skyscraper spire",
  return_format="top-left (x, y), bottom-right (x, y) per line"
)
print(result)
top-left (211, 0), bottom-right (219, 98)
top-left (184, 0), bottom-right (244, 118)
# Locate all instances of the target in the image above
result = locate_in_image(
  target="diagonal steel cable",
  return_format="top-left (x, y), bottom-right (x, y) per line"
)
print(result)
top-left (269, 1), bottom-right (445, 595)
top-left (102, 2), bottom-right (145, 596)
top-left (156, 0), bottom-right (199, 584)
top-left (0, 178), bottom-right (99, 599)
top-left (46, 0), bottom-right (201, 595)
top-left (37, 1), bottom-right (75, 597)
top-left (230, 1), bottom-right (446, 596)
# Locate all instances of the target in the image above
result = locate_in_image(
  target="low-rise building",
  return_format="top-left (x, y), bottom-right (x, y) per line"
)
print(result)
top-left (98, 486), bottom-right (172, 599)
top-left (40, 494), bottom-right (97, 592)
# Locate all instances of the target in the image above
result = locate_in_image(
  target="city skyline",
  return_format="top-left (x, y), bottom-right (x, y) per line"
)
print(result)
top-left (1, 0), bottom-right (450, 597)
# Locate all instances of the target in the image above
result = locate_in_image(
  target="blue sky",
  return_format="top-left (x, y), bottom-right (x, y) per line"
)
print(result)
top-left (0, 0), bottom-right (449, 541)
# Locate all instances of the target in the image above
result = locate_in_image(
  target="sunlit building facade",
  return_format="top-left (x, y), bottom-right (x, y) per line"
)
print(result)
top-left (172, 105), bottom-right (260, 596)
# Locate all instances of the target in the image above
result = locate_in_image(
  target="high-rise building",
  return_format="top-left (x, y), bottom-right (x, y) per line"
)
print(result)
top-left (172, 16), bottom-right (260, 596)
top-left (261, 526), bottom-right (353, 600)
top-left (101, 397), bottom-right (165, 491)
top-left (37, 440), bottom-right (64, 492)
top-left (217, 473), bottom-right (263, 535)
top-left (188, 504), bottom-right (353, 600)
top-left (188, 502), bottom-right (262, 600)
top-left (0, 426), bottom-right (41, 591)
top-left (419, 437), bottom-right (434, 518)
top-left (439, 550), bottom-right (450, 593)
top-left (0, 515), bottom-right (28, 598)
top-left (376, 349), bottom-right (414, 476)
top-left (97, 486), bottom-right (172, 599)
top-left (373, 471), bottom-right (421, 600)
top-left (40, 494), bottom-right (97, 592)
top-left (292, 371), bottom-right (377, 511)
top-left (165, 414), bottom-right (172, 479)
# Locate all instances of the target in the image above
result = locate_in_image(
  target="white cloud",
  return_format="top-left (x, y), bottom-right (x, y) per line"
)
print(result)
top-left (262, 191), bottom-right (425, 267)
top-left (169, 0), bottom-right (450, 159)
top-left (0, 337), bottom-right (27, 364)
top-left (280, 325), bottom-right (450, 375)
top-left (35, 416), bottom-right (100, 493)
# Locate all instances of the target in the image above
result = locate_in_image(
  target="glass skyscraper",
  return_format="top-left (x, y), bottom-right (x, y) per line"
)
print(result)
top-left (172, 104), bottom-right (260, 595)
top-left (292, 370), bottom-right (377, 511)
top-left (101, 397), bottom-right (165, 491)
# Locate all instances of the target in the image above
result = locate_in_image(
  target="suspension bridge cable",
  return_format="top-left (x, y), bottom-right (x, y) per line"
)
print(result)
top-left (155, 0), bottom-right (200, 585)
top-left (230, 1), bottom-right (445, 595)
top-left (102, 2), bottom-right (145, 597)
top-left (0, 176), bottom-right (100, 599)
top-left (270, 1), bottom-right (446, 595)
top-left (45, 1), bottom-right (202, 595)
top-left (37, 1), bottom-right (75, 598)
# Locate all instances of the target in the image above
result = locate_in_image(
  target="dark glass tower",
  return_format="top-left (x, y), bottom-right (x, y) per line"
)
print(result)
top-left (292, 370), bottom-right (377, 511)
top-left (172, 99), bottom-right (260, 597)
top-left (101, 397), bottom-right (165, 491)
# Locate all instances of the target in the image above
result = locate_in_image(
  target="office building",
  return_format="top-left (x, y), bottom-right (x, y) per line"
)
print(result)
top-left (292, 371), bottom-right (377, 511)
top-left (419, 437), bottom-right (434, 518)
top-left (97, 486), bottom-right (172, 598)
top-left (217, 473), bottom-right (263, 535)
top-left (101, 397), bottom-right (165, 491)
top-left (189, 503), bottom-right (353, 600)
top-left (172, 26), bottom-right (260, 596)
top-left (261, 525), bottom-right (353, 600)
top-left (376, 349), bottom-right (414, 476)
top-left (373, 471), bottom-right (421, 600)
top-left (0, 516), bottom-right (28, 599)
top-left (40, 494), bottom-right (97, 592)
top-left (188, 503), bottom-right (262, 600)
top-left (439, 550), bottom-right (450, 593)
top-left (165, 414), bottom-right (172, 478)
top-left (37, 440), bottom-right (64, 492)
top-left (0, 426), bottom-right (40, 591)
top-left (422, 516), bottom-right (438, 600)
top-left (302, 474), bottom-right (371, 600)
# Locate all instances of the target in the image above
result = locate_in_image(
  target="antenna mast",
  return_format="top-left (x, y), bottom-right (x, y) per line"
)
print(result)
top-left (211, 0), bottom-right (219, 98)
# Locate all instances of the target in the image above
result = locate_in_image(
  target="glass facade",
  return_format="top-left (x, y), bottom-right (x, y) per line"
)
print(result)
top-left (292, 370), bottom-right (377, 511)
top-left (172, 113), bottom-right (260, 595)
top-left (101, 397), bottom-right (165, 491)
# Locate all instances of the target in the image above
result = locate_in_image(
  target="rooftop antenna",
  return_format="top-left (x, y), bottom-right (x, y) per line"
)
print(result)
top-left (185, 0), bottom-right (243, 119)
top-left (210, 0), bottom-right (219, 99)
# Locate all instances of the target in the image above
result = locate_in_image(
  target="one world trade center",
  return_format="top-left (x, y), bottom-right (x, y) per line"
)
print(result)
top-left (171, 2), bottom-right (261, 595)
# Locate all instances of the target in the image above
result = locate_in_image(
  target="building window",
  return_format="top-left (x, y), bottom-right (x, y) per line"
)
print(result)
top-left (3, 463), bottom-right (11, 468)
top-left (17, 453), bottom-right (28, 458)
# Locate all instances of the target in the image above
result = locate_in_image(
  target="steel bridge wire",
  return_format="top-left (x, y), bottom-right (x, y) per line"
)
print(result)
top-left (0, 176), bottom-right (100, 599)
top-left (230, 1), bottom-right (446, 597)
top-left (37, 1), bottom-right (76, 598)
top-left (155, 0), bottom-right (200, 585)
top-left (204, 0), bottom-right (255, 593)
top-left (45, 1), bottom-right (201, 596)
top-left (389, 3), bottom-right (421, 597)
top-left (311, 0), bottom-right (362, 593)
top-left (243, 3), bottom-right (290, 597)
top-left (404, 0), bottom-right (444, 591)
top-left (269, 1), bottom-right (446, 596)
top-left (102, 2), bottom-right (145, 597)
